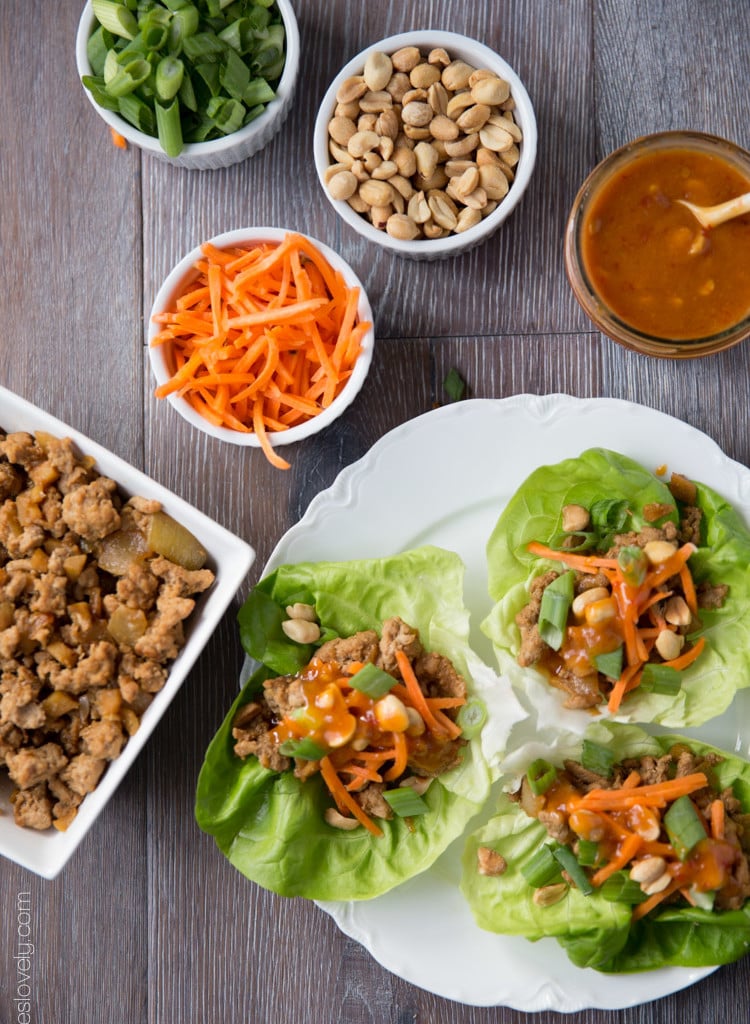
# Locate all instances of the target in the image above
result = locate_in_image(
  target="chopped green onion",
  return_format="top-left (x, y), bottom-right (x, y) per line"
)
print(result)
top-left (155, 96), bottom-right (183, 156)
top-left (576, 839), bottom-right (600, 867)
top-left (594, 645), bottom-right (623, 681)
top-left (520, 843), bottom-right (562, 887)
top-left (526, 758), bottom-right (557, 796)
top-left (92, 0), bottom-right (138, 39)
top-left (118, 92), bottom-right (156, 132)
top-left (456, 698), bottom-right (487, 738)
top-left (640, 663), bottom-right (682, 695)
top-left (155, 55), bottom-right (185, 100)
top-left (81, 75), bottom-right (122, 112)
top-left (183, 30), bottom-right (226, 62)
top-left (686, 886), bottom-right (715, 911)
top-left (383, 787), bottom-right (429, 817)
top-left (552, 845), bottom-right (594, 895)
top-left (581, 738), bottom-right (615, 777)
top-left (220, 45), bottom-right (250, 99)
top-left (349, 663), bottom-right (394, 699)
top-left (664, 795), bottom-right (707, 861)
top-left (243, 77), bottom-right (275, 106)
top-left (278, 737), bottom-right (327, 760)
top-left (617, 545), bottom-right (648, 588)
top-left (590, 498), bottom-right (629, 534)
top-left (87, 26), bottom-right (114, 75)
top-left (538, 570), bottom-right (574, 651)
top-left (599, 871), bottom-right (648, 904)
top-left (106, 57), bottom-right (152, 97)
top-left (444, 368), bottom-right (466, 402)
top-left (546, 531), bottom-right (599, 552)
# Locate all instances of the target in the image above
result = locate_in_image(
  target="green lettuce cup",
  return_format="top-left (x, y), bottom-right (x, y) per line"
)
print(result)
top-left (460, 722), bottom-right (750, 973)
top-left (482, 447), bottom-right (750, 727)
top-left (196, 545), bottom-right (520, 901)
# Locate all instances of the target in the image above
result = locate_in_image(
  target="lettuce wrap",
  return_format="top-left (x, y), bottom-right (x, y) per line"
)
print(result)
top-left (482, 447), bottom-right (750, 726)
top-left (460, 721), bottom-right (750, 972)
top-left (195, 546), bottom-right (501, 900)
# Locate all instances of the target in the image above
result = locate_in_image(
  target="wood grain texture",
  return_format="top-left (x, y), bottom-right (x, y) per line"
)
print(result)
top-left (1, 0), bottom-right (750, 1021)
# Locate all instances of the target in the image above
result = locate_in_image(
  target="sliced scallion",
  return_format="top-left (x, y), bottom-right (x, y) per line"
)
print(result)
top-left (640, 663), bottom-right (682, 695)
top-left (117, 92), bottom-right (156, 132)
top-left (617, 545), bottom-right (648, 588)
top-left (594, 645), bottom-right (623, 681)
top-left (590, 498), bottom-right (629, 534)
top-left (526, 758), bottom-right (557, 796)
top-left (664, 795), bottom-right (707, 861)
top-left (552, 845), bottom-right (594, 895)
top-left (156, 55), bottom-right (185, 100)
top-left (443, 367), bottom-right (466, 402)
top-left (382, 787), bottom-right (429, 817)
top-left (106, 57), bottom-right (152, 97)
top-left (155, 96), bottom-right (184, 156)
top-left (520, 843), bottom-right (562, 887)
top-left (456, 698), bottom-right (487, 739)
top-left (581, 738), bottom-right (615, 777)
top-left (538, 570), bottom-right (574, 651)
top-left (576, 839), bottom-right (600, 867)
top-left (599, 871), bottom-right (648, 904)
top-left (349, 662), bottom-right (394, 699)
top-left (278, 737), bottom-right (327, 760)
top-left (91, 0), bottom-right (138, 39)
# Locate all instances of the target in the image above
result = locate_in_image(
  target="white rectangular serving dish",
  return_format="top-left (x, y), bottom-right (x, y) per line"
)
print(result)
top-left (0, 384), bottom-right (255, 878)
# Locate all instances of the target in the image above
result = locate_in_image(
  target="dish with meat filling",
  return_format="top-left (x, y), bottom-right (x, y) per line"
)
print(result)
top-left (482, 447), bottom-right (750, 727)
top-left (460, 721), bottom-right (750, 973)
top-left (195, 545), bottom-right (506, 900)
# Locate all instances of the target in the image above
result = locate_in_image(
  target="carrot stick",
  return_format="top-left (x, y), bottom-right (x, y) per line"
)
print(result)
top-left (578, 772), bottom-right (708, 810)
top-left (319, 756), bottom-right (382, 836)
top-left (710, 798), bottom-right (725, 840)
top-left (393, 651), bottom-right (451, 738)
top-left (631, 876), bottom-right (682, 921)
top-left (526, 541), bottom-right (619, 572)
top-left (662, 636), bottom-right (705, 671)
top-left (384, 731), bottom-right (408, 781)
top-left (591, 832), bottom-right (643, 886)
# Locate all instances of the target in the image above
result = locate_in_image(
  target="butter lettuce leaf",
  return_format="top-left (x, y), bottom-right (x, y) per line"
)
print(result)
top-left (196, 546), bottom-right (498, 900)
top-left (460, 723), bottom-right (750, 972)
top-left (482, 447), bottom-right (750, 727)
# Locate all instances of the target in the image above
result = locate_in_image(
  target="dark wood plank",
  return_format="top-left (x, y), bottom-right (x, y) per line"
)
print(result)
top-left (2, 0), bottom-right (750, 1021)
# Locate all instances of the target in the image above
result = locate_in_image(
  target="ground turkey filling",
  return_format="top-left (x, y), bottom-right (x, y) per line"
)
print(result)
top-left (511, 747), bottom-right (750, 913)
top-left (0, 430), bottom-right (214, 830)
top-left (515, 494), bottom-right (728, 709)
top-left (231, 616), bottom-right (467, 823)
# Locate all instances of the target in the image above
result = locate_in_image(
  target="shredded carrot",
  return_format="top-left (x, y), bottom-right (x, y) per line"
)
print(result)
top-left (578, 772), bottom-right (708, 811)
top-left (391, 652), bottom-right (465, 739)
top-left (662, 635), bottom-right (706, 672)
top-left (710, 798), bottom-right (725, 840)
top-left (631, 876), bottom-right (682, 921)
top-left (151, 233), bottom-right (372, 468)
top-left (591, 832), bottom-right (643, 886)
top-left (319, 756), bottom-right (383, 836)
top-left (526, 541), bottom-right (619, 572)
top-left (110, 127), bottom-right (127, 149)
top-left (384, 731), bottom-right (409, 781)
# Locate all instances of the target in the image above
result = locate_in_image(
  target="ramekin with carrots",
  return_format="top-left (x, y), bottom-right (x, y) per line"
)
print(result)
top-left (147, 228), bottom-right (374, 468)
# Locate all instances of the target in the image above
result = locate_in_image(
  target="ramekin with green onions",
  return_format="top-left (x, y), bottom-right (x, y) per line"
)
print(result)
top-left (76, 0), bottom-right (300, 170)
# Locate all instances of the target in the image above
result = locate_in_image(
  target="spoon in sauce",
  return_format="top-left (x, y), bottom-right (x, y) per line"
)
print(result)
top-left (677, 191), bottom-right (750, 229)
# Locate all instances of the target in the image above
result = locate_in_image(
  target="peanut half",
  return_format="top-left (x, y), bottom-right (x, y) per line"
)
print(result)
top-left (324, 46), bottom-right (522, 241)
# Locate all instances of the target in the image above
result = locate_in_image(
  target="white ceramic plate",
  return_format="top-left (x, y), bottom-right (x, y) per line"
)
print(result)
top-left (0, 385), bottom-right (255, 878)
top-left (261, 393), bottom-right (750, 1012)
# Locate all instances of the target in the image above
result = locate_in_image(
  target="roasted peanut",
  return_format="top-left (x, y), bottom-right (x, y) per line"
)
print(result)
top-left (323, 45), bottom-right (523, 239)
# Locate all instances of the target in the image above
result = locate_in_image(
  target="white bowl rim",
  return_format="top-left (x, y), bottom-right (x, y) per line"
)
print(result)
top-left (313, 29), bottom-right (538, 255)
top-left (147, 227), bottom-right (375, 447)
top-left (75, 0), bottom-right (301, 159)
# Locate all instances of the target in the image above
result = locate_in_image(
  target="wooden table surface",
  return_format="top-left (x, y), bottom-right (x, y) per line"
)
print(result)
top-left (2, 1), bottom-right (750, 1021)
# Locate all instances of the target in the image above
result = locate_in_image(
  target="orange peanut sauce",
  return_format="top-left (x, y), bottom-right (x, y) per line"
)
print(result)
top-left (581, 148), bottom-right (750, 340)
